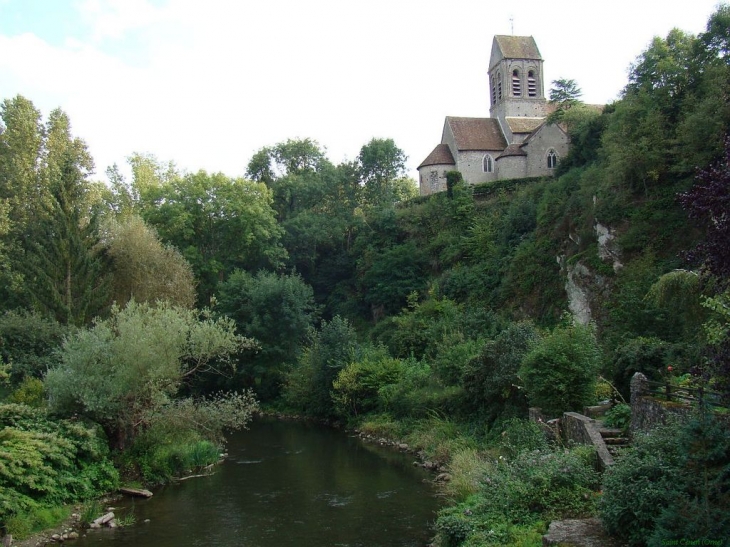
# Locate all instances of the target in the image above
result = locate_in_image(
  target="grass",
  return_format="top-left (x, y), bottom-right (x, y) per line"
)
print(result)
top-left (80, 499), bottom-right (103, 525)
top-left (5, 504), bottom-right (71, 539)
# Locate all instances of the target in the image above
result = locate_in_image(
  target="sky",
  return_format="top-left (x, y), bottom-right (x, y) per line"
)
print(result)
top-left (0, 0), bottom-right (724, 182)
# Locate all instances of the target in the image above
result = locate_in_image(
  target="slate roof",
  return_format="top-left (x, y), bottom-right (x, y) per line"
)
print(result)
top-left (497, 144), bottom-right (528, 159)
top-left (506, 117), bottom-right (545, 134)
top-left (418, 143), bottom-right (456, 169)
top-left (446, 117), bottom-right (507, 151)
top-left (493, 35), bottom-right (542, 61)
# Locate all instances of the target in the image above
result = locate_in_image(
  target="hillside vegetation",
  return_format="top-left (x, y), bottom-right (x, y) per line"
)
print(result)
top-left (1, 6), bottom-right (730, 546)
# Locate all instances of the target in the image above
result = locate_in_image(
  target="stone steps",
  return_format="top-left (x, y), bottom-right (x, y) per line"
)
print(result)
top-left (596, 425), bottom-right (630, 458)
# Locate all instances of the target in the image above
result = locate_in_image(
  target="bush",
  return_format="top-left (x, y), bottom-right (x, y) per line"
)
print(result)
top-left (602, 403), bottom-right (631, 433)
top-left (520, 320), bottom-right (601, 417)
top-left (496, 418), bottom-right (549, 459)
top-left (435, 445), bottom-right (599, 546)
top-left (378, 358), bottom-right (463, 419)
top-left (602, 409), bottom-right (730, 546)
top-left (462, 321), bottom-right (540, 424)
top-left (7, 376), bottom-right (46, 407)
top-left (600, 422), bottom-right (685, 545)
top-left (331, 348), bottom-right (404, 419)
top-left (0, 310), bottom-right (67, 383)
top-left (0, 404), bottom-right (119, 527)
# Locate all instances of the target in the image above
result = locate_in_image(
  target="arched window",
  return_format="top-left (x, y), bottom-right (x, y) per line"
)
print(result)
top-left (497, 73), bottom-right (503, 100)
top-left (528, 70), bottom-right (537, 97)
top-left (483, 154), bottom-right (494, 173)
top-left (547, 149), bottom-right (558, 169)
top-left (491, 75), bottom-right (497, 105)
top-left (512, 69), bottom-right (521, 97)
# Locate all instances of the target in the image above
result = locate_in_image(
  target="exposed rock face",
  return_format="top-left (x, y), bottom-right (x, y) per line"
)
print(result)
top-left (595, 221), bottom-right (622, 271)
top-left (566, 262), bottom-right (593, 325)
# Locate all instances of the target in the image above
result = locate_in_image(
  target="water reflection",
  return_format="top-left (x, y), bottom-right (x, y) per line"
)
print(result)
top-left (74, 418), bottom-right (438, 547)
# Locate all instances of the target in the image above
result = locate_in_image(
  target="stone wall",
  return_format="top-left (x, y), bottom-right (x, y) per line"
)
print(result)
top-left (524, 123), bottom-right (570, 177)
top-left (561, 412), bottom-right (614, 471)
top-left (457, 150), bottom-right (498, 185)
top-left (529, 407), bottom-right (614, 471)
top-left (418, 164), bottom-right (451, 196)
top-left (629, 372), bottom-right (730, 433)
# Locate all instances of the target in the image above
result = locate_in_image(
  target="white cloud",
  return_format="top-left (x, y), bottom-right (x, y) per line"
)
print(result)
top-left (78, 0), bottom-right (164, 42)
top-left (0, 0), bottom-right (723, 182)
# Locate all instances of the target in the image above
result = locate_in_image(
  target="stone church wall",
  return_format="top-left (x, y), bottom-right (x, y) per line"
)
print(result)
top-left (495, 154), bottom-right (527, 180)
top-left (525, 124), bottom-right (570, 177)
top-left (457, 151), bottom-right (498, 186)
top-left (418, 165), bottom-right (450, 196)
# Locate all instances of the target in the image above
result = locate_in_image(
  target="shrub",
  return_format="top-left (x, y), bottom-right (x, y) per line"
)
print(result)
top-left (378, 358), bottom-right (463, 419)
top-left (435, 445), bottom-right (599, 546)
top-left (0, 404), bottom-right (119, 527)
top-left (602, 403), bottom-right (631, 433)
top-left (520, 320), bottom-right (601, 417)
top-left (7, 376), bottom-right (46, 407)
top-left (496, 418), bottom-right (549, 459)
top-left (602, 409), bottom-right (730, 546)
top-left (600, 422), bottom-right (685, 545)
top-left (462, 321), bottom-right (540, 424)
top-left (331, 349), bottom-right (404, 419)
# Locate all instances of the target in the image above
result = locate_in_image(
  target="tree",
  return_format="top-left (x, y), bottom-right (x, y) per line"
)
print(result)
top-left (462, 321), bottom-right (540, 423)
top-left (215, 269), bottom-right (318, 398)
top-left (679, 139), bottom-right (730, 281)
top-left (546, 78), bottom-right (583, 125)
top-left (0, 96), bottom-right (45, 231)
top-left (139, 170), bottom-right (286, 304)
top-left (23, 152), bottom-right (110, 326)
top-left (357, 138), bottom-right (408, 208)
top-left (520, 319), bottom-right (602, 417)
top-left (102, 214), bottom-right (197, 308)
top-left (282, 316), bottom-right (358, 418)
top-left (44, 301), bottom-right (256, 449)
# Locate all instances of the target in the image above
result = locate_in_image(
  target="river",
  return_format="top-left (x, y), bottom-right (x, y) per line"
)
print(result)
top-left (73, 418), bottom-right (439, 546)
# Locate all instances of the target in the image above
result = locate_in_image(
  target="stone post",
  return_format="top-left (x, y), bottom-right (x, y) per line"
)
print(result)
top-left (630, 372), bottom-right (648, 435)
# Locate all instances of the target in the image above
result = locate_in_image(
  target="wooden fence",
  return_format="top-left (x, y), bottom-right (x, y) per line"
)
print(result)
top-left (643, 379), bottom-right (729, 410)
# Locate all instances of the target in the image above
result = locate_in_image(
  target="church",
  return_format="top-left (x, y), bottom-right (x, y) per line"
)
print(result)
top-left (418, 35), bottom-right (569, 196)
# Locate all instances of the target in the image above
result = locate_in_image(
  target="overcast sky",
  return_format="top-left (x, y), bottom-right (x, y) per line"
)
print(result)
top-left (0, 0), bottom-right (723, 182)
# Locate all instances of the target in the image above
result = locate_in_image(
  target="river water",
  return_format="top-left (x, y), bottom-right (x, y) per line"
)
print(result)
top-left (74, 418), bottom-right (439, 547)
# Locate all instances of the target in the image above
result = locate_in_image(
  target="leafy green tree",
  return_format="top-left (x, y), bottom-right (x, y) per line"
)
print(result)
top-left (357, 138), bottom-right (408, 208)
top-left (358, 241), bottom-right (429, 316)
top-left (283, 316), bottom-right (357, 418)
top-left (215, 269), bottom-right (318, 398)
top-left (0, 310), bottom-right (68, 383)
top-left (102, 214), bottom-right (197, 309)
top-left (0, 96), bottom-right (46, 308)
top-left (45, 301), bottom-right (255, 449)
top-left (139, 170), bottom-right (286, 303)
top-left (520, 319), bottom-right (601, 416)
top-left (462, 321), bottom-right (540, 423)
top-left (0, 96), bottom-right (44, 228)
